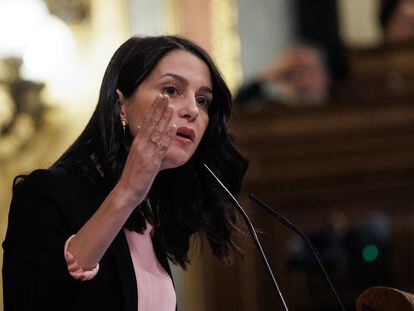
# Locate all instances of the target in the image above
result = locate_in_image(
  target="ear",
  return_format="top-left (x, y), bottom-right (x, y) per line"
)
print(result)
top-left (116, 89), bottom-right (127, 118)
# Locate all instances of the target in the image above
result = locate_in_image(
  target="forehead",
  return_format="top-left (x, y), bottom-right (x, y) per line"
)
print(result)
top-left (148, 49), bottom-right (213, 88)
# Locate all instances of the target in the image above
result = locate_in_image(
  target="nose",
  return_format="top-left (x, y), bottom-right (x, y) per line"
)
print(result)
top-left (178, 97), bottom-right (199, 121)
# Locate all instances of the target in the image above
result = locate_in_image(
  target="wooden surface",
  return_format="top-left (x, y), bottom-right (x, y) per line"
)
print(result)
top-left (216, 101), bottom-right (414, 310)
top-left (233, 101), bottom-right (414, 213)
top-left (199, 41), bottom-right (414, 310)
top-left (344, 40), bottom-right (414, 102)
top-left (356, 287), bottom-right (414, 311)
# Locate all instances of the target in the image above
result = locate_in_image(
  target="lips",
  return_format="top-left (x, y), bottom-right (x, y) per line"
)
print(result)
top-left (176, 127), bottom-right (195, 142)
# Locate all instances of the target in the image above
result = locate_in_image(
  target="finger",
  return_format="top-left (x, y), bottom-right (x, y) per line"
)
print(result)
top-left (141, 97), bottom-right (173, 148)
top-left (141, 94), bottom-right (169, 129)
top-left (145, 104), bottom-right (173, 149)
top-left (137, 95), bottom-right (169, 146)
top-left (154, 123), bottom-right (177, 154)
top-left (156, 104), bottom-right (174, 133)
top-left (130, 95), bottom-right (166, 146)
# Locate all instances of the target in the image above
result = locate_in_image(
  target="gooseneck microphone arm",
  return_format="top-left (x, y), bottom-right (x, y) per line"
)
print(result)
top-left (203, 164), bottom-right (289, 311)
top-left (249, 193), bottom-right (347, 311)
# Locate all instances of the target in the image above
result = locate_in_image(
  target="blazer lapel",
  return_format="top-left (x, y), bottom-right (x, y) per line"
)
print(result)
top-left (57, 148), bottom-right (138, 310)
top-left (110, 230), bottom-right (138, 311)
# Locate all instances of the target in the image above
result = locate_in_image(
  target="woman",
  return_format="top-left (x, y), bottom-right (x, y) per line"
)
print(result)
top-left (2, 36), bottom-right (248, 311)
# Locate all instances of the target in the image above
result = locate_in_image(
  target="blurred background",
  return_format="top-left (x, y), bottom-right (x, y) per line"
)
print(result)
top-left (2, 0), bottom-right (414, 310)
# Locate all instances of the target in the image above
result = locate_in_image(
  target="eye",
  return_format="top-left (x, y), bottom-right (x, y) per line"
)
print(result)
top-left (196, 96), bottom-right (211, 109)
top-left (162, 85), bottom-right (178, 96)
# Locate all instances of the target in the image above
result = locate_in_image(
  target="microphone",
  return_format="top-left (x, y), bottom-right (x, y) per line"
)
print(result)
top-left (249, 193), bottom-right (347, 311)
top-left (203, 164), bottom-right (289, 311)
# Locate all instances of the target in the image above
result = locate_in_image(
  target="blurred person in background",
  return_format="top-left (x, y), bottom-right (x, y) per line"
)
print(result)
top-left (234, 44), bottom-right (331, 107)
top-left (380, 0), bottom-right (414, 42)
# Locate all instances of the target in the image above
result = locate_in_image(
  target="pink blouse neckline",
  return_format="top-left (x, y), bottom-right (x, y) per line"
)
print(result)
top-left (124, 223), bottom-right (176, 311)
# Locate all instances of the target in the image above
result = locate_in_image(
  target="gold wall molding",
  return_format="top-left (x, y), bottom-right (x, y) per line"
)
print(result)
top-left (163, 0), bottom-right (242, 92)
top-left (210, 0), bottom-right (242, 92)
top-left (164, 0), bottom-right (181, 35)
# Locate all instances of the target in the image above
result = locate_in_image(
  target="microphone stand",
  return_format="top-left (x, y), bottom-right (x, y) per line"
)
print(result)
top-left (203, 164), bottom-right (289, 311)
top-left (249, 193), bottom-right (347, 311)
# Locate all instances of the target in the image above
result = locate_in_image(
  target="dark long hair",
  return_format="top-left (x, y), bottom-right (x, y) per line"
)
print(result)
top-left (54, 36), bottom-right (248, 268)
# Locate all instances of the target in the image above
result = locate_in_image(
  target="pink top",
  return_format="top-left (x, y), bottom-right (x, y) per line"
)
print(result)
top-left (64, 224), bottom-right (176, 311)
top-left (124, 225), bottom-right (176, 311)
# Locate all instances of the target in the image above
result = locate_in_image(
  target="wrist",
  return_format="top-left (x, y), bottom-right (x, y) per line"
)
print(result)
top-left (111, 183), bottom-right (145, 211)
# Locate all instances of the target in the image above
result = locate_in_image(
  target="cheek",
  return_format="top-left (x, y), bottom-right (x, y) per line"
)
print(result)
top-left (125, 99), bottom-right (153, 136)
top-left (127, 111), bottom-right (145, 137)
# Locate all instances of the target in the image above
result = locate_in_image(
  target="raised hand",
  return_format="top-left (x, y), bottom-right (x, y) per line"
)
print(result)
top-left (65, 94), bottom-right (176, 269)
top-left (117, 94), bottom-right (176, 206)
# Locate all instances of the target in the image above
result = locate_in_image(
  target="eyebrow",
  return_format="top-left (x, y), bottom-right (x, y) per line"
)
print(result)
top-left (161, 73), bottom-right (213, 95)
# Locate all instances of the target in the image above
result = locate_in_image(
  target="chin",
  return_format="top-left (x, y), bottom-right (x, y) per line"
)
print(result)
top-left (160, 148), bottom-right (194, 170)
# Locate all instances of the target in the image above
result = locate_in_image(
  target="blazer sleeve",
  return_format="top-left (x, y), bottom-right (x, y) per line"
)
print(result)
top-left (2, 169), bottom-right (94, 311)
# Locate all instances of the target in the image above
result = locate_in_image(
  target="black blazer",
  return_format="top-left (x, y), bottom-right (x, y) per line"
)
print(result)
top-left (2, 157), bottom-right (173, 311)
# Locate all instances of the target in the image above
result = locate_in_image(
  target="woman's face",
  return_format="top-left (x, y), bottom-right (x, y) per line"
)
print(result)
top-left (119, 49), bottom-right (212, 170)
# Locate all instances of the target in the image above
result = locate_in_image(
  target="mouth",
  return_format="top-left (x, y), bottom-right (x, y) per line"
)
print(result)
top-left (176, 127), bottom-right (195, 142)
